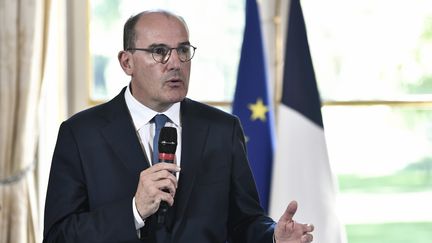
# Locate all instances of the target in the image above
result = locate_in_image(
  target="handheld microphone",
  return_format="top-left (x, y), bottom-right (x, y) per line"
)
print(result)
top-left (157, 127), bottom-right (177, 225)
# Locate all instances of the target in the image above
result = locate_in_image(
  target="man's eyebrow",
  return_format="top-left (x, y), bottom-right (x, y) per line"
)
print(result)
top-left (148, 43), bottom-right (169, 48)
top-left (147, 41), bottom-right (191, 48)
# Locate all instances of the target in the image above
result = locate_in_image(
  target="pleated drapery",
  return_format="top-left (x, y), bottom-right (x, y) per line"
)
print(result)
top-left (0, 0), bottom-right (46, 242)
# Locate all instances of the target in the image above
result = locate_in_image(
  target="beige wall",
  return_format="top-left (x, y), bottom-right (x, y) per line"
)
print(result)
top-left (66, 0), bottom-right (90, 116)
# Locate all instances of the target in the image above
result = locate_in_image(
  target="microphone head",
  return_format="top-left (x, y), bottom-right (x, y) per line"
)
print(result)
top-left (159, 127), bottom-right (177, 154)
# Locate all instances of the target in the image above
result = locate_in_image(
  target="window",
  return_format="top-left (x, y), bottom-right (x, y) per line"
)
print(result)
top-left (302, 0), bottom-right (432, 241)
top-left (90, 0), bottom-right (245, 105)
top-left (89, 0), bottom-right (432, 241)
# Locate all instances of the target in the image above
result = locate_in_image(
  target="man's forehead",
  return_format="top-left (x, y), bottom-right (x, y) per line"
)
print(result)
top-left (137, 11), bottom-right (185, 27)
top-left (134, 14), bottom-right (188, 44)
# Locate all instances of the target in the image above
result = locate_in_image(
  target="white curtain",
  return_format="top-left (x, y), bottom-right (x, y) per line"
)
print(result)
top-left (0, 0), bottom-right (69, 241)
top-left (0, 0), bottom-right (46, 242)
top-left (37, 0), bottom-right (68, 236)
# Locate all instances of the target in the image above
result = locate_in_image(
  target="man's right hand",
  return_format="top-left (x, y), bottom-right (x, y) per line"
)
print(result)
top-left (134, 162), bottom-right (180, 220)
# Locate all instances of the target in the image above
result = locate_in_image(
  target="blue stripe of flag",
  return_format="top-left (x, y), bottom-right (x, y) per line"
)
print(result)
top-left (282, 0), bottom-right (323, 128)
top-left (232, 0), bottom-right (275, 212)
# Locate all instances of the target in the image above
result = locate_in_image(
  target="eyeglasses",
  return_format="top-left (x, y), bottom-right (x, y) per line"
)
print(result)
top-left (127, 44), bottom-right (197, 64)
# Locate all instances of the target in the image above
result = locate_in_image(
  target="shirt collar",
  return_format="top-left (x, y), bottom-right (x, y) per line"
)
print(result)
top-left (125, 84), bottom-right (181, 130)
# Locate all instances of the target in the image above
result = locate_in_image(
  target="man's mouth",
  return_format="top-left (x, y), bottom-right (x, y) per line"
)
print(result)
top-left (166, 78), bottom-right (183, 87)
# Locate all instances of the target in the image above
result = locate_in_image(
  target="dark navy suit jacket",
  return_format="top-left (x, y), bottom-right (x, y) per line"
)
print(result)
top-left (43, 88), bottom-right (275, 242)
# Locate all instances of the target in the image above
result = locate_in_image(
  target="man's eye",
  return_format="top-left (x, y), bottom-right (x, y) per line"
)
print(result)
top-left (177, 46), bottom-right (190, 54)
top-left (153, 47), bottom-right (168, 55)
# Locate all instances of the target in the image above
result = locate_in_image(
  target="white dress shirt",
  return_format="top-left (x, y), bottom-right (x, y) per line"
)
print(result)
top-left (124, 84), bottom-right (182, 230)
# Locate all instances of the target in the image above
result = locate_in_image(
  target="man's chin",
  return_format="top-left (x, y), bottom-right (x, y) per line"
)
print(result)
top-left (166, 90), bottom-right (187, 103)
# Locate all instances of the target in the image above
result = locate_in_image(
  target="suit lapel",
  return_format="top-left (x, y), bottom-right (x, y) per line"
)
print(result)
top-left (173, 99), bottom-right (209, 231)
top-left (101, 88), bottom-right (150, 179)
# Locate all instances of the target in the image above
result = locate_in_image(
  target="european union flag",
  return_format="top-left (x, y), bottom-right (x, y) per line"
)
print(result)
top-left (232, 0), bottom-right (275, 212)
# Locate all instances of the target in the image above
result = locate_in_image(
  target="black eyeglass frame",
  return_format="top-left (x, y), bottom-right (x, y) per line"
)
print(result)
top-left (126, 44), bottom-right (197, 64)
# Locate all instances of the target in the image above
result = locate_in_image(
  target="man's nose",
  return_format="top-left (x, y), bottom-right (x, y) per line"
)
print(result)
top-left (166, 49), bottom-right (181, 69)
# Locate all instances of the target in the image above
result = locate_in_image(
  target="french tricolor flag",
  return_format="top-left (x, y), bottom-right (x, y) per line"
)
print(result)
top-left (269, 0), bottom-right (346, 242)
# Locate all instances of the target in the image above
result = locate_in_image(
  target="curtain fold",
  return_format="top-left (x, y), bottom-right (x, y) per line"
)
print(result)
top-left (0, 0), bottom-right (46, 242)
top-left (37, 0), bottom-right (68, 236)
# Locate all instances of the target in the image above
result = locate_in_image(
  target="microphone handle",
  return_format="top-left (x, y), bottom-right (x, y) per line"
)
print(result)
top-left (159, 158), bottom-right (174, 164)
top-left (157, 153), bottom-right (175, 225)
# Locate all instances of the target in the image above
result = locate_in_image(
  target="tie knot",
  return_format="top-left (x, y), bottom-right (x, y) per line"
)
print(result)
top-left (153, 114), bottom-right (168, 163)
top-left (154, 114), bottom-right (168, 130)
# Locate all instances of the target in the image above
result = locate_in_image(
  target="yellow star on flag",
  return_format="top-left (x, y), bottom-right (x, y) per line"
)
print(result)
top-left (248, 98), bottom-right (268, 122)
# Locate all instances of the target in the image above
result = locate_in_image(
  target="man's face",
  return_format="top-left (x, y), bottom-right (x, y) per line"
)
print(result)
top-left (125, 13), bottom-right (191, 112)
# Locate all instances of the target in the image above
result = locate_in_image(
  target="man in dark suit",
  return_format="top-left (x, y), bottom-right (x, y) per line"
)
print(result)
top-left (43, 10), bottom-right (314, 243)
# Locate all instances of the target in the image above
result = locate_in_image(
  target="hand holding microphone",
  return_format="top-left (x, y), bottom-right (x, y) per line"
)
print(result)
top-left (134, 127), bottom-right (179, 221)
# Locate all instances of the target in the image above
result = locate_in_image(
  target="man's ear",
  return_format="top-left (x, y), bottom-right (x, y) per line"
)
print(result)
top-left (118, 50), bottom-right (133, 75)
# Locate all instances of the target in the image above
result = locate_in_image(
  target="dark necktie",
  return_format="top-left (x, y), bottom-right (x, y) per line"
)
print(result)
top-left (153, 114), bottom-right (168, 164)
